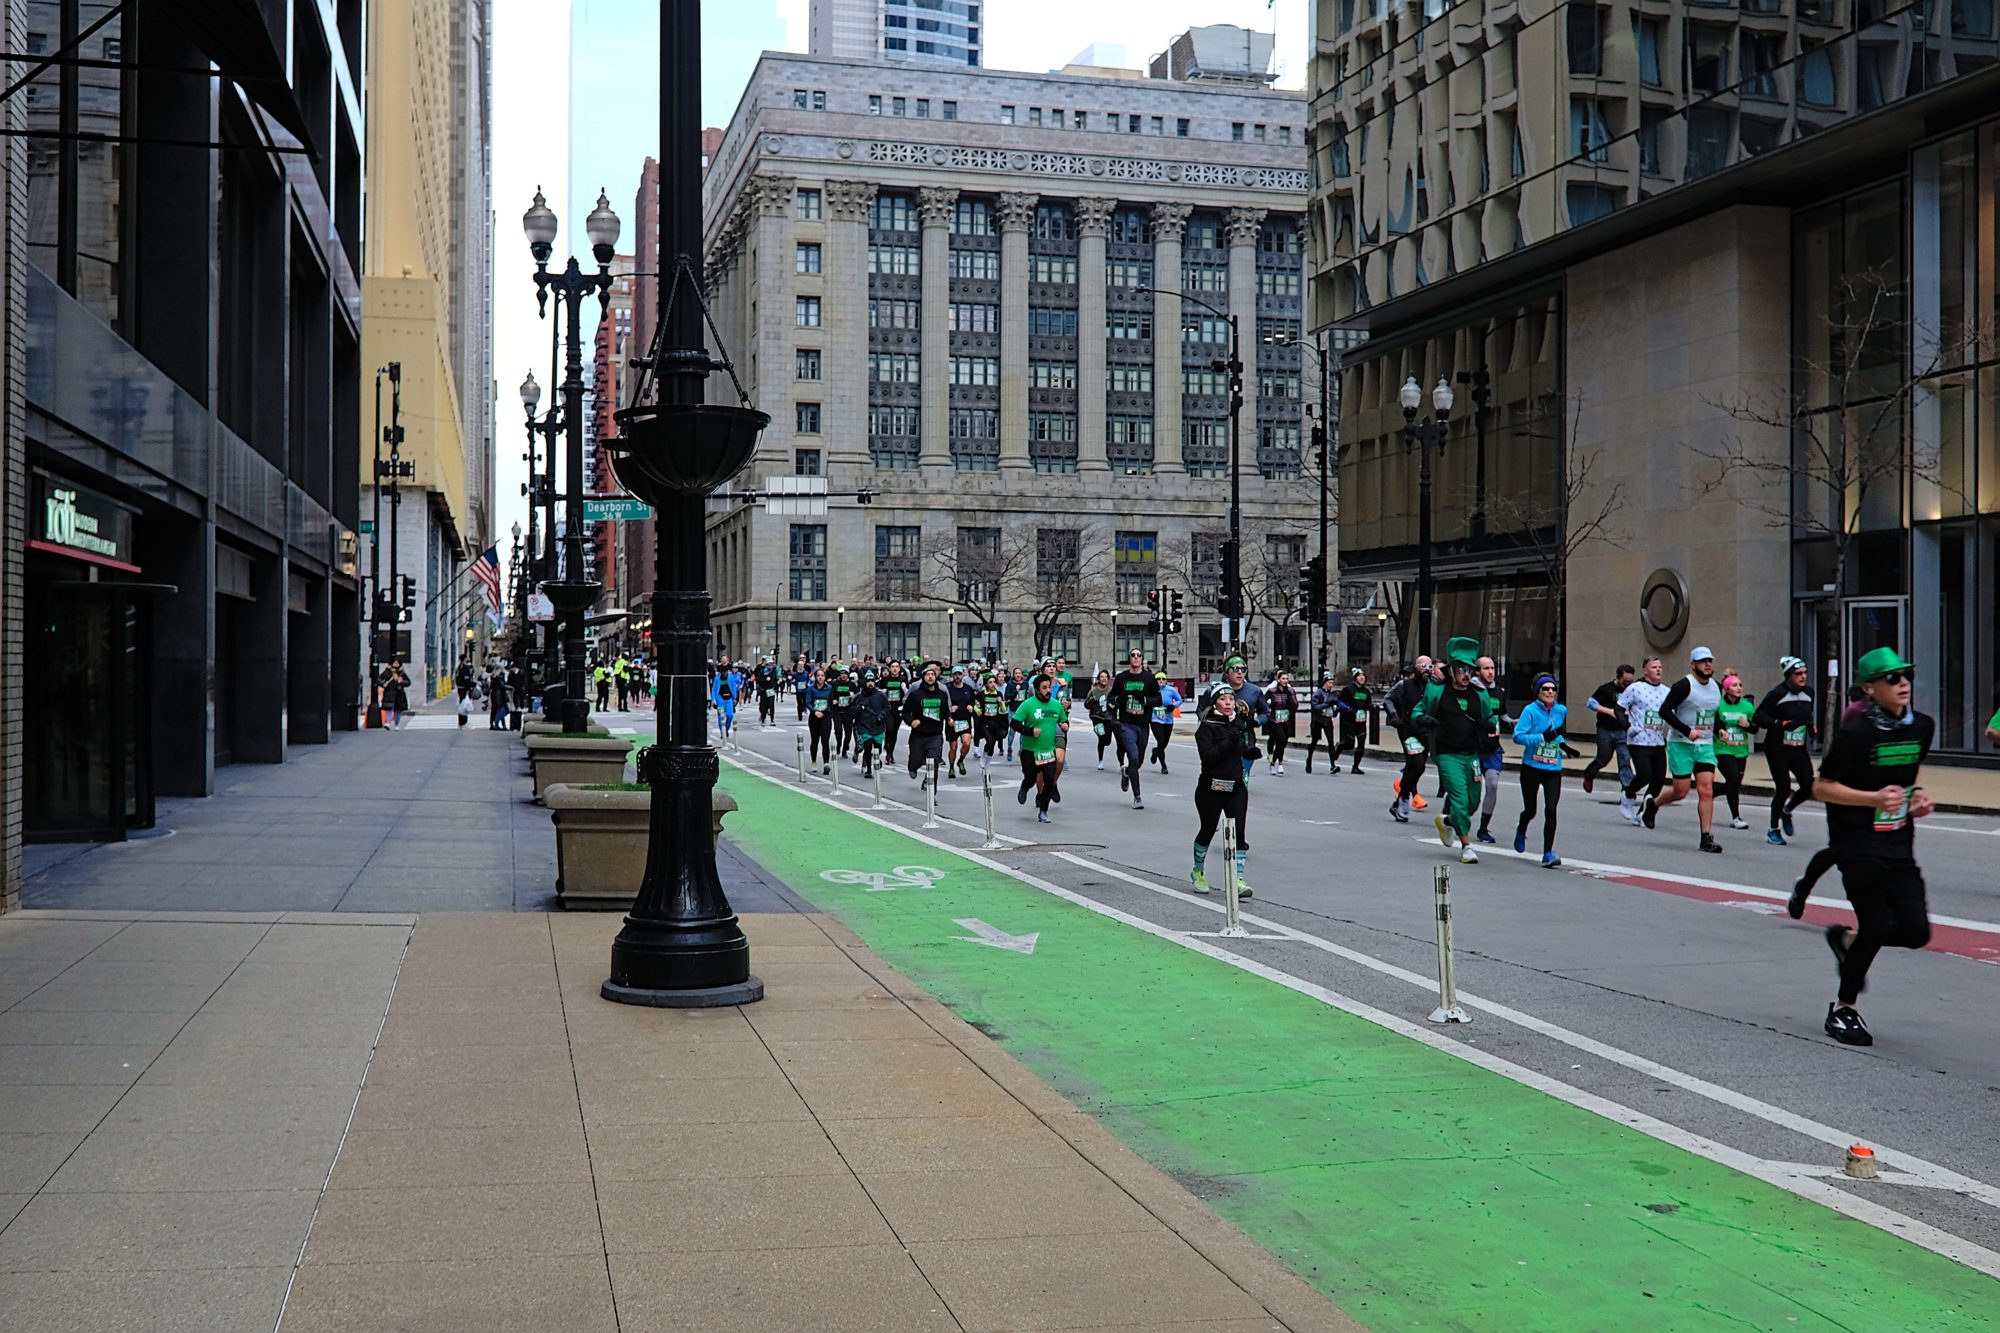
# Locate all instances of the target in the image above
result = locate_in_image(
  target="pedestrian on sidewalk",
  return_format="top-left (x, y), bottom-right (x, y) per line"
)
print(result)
top-left (380, 660), bottom-right (410, 730)
top-left (1011, 671), bottom-right (1068, 822)
top-left (1511, 674), bottom-right (1570, 867)
top-left (1813, 647), bottom-right (1935, 1047)
top-left (1580, 663), bottom-right (1635, 797)
top-left (487, 663), bottom-right (510, 730)
top-left (1188, 684), bottom-right (1258, 896)
top-left (1411, 637), bottom-right (1491, 864)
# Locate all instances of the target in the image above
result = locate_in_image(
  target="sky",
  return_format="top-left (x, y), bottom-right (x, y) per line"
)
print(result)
top-left (491, 0), bottom-right (1309, 544)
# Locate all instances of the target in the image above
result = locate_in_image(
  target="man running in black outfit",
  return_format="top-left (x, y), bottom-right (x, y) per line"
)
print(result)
top-left (902, 662), bottom-right (951, 780)
top-left (1385, 658), bottom-right (1435, 822)
top-left (1109, 650), bottom-right (1162, 810)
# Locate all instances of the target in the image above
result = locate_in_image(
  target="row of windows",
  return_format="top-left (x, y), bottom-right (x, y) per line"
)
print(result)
top-left (813, 253), bottom-right (1296, 293)
top-left (870, 353), bottom-right (920, 383)
top-left (794, 186), bottom-right (1301, 256)
top-left (868, 244), bottom-right (920, 275)
top-left (866, 94), bottom-right (960, 119)
top-left (792, 377), bottom-right (1294, 425)
top-left (784, 89), bottom-right (1292, 146)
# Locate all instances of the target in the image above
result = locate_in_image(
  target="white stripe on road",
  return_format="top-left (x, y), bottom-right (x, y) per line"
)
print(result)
top-left (723, 751), bottom-right (2000, 1278)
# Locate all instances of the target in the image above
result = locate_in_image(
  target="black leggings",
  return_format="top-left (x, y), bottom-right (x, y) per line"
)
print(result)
top-left (1397, 732), bottom-right (1427, 796)
top-left (1766, 746), bottom-right (1816, 828)
top-left (1834, 857), bottom-right (1930, 1005)
top-left (1305, 715), bottom-right (1336, 767)
top-left (1717, 753), bottom-right (1747, 819)
top-left (1624, 745), bottom-right (1666, 802)
top-left (808, 715), bottom-right (831, 765)
top-left (1516, 767), bottom-right (1562, 854)
top-left (1019, 751), bottom-right (1060, 811)
top-left (1799, 846), bottom-right (1838, 896)
top-left (1150, 721), bottom-right (1174, 765)
top-left (1096, 726), bottom-right (1116, 762)
top-left (1336, 719), bottom-right (1368, 768)
top-left (1266, 729), bottom-right (1291, 764)
top-left (1194, 781), bottom-right (1249, 848)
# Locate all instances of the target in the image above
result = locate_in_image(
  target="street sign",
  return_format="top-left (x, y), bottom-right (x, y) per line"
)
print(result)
top-left (583, 497), bottom-right (652, 522)
top-left (528, 592), bottom-right (555, 622)
top-left (358, 520), bottom-right (375, 535)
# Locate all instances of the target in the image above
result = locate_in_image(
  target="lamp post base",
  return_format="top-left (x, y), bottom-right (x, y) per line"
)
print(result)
top-left (600, 975), bottom-right (765, 1009)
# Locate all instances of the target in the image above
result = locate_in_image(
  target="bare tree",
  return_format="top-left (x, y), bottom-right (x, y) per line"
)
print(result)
top-left (908, 523), bottom-right (1110, 661)
top-left (1022, 526), bottom-right (1112, 659)
top-left (1242, 524), bottom-right (1312, 670)
top-left (1476, 391), bottom-right (1629, 666)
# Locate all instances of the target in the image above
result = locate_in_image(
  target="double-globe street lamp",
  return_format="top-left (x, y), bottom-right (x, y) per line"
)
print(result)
top-left (517, 369), bottom-right (562, 702)
top-left (1400, 374), bottom-right (1455, 659)
top-left (521, 185), bottom-right (621, 735)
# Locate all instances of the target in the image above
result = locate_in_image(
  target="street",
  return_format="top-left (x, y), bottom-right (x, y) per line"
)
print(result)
top-left (714, 708), bottom-right (2000, 1287)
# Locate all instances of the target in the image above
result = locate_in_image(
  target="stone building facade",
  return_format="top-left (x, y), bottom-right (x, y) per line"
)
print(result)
top-left (698, 52), bottom-right (1324, 678)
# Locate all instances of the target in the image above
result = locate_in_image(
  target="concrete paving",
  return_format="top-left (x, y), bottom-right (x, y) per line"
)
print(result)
top-left (0, 907), bottom-right (1353, 1333)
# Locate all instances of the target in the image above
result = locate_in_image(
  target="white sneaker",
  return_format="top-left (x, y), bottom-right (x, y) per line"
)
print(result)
top-left (1096, 760), bottom-right (1105, 770)
top-left (1729, 816), bottom-right (1749, 830)
top-left (1619, 796), bottom-right (1637, 824)
top-left (1459, 842), bottom-right (1480, 864)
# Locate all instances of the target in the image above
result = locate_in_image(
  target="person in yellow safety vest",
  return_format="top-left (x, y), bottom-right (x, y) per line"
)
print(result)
top-left (593, 662), bottom-right (611, 710)
top-left (613, 655), bottom-right (631, 710)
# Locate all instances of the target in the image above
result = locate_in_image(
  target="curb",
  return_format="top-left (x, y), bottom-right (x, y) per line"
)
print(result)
top-left (801, 910), bottom-right (1364, 1333)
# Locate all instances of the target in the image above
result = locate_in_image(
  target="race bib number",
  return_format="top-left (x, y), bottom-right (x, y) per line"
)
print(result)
top-left (812, 701), bottom-right (827, 715)
top-left (1402, 735), bottom-right (1425, 755)
top-left (1207, 777), bottom-right (1238, 793)
top-left (922, 701), bottom-right (942, 720)
top-left (1783, 725), bottom-right (1807, 746)
top-left (1273, 709), bottom-right (1291, 724)
top-left (1643, 710), bottom-right (1661, 728)
top-left (1125, 697), bottom-right (1145, 715)
top-left (1092, 723), bottom-right (1106, 736)
top-left (1722, 727), bottom-right (1747, 748)
top-left (1036, 751), bottom-right (1057, 765)
top-left (1872, 787), bottom-right (1913, 833)
top-left (953, 719), bottom-right (971, 734)
top-left (1534, 741), bottom-right (1562, 765)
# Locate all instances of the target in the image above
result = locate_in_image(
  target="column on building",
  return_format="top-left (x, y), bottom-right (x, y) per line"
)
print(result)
top-left (916, 186), bottom-right (958, 470)
top-left (996, 192), bottom-right (1038, 471)
top-left (750, 176), bottom-right (795, 471)
top-left (1226, 208), bottom-right (1267, 471)
top-left (1074, 197), bottom-right (1116, 473)
top-left (823, 180), bottom-right (878, 470)
top-left (1150, 203), bottom-right (1192, 474)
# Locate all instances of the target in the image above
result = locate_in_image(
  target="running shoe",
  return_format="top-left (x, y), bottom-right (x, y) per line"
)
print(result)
top-left (1132, 797), bottom-right (1144, 810)
top-left (1189, 868), bottom-right (1209, 894)
top-left (1412, 793), bottom-right (1428, 811)
top-left (1119, 770), bottom-right (1129, 791)
top-left (1824, 1003), bottom-right (1872, 1047)
top-left (1017, 783), bottom-right (1030, 806)
top-left (1700, 833), bottom-right (1723, 854)
top-left (1825, 924), bottom-right (1850, 969)
top-left (1513, 830), bottom-right (1527, 854)
top-left (1581, 772), bottom-right (1595, 795)
top-left (1476, 828), bottom-right (1497, 845)
top-left (1458, 843), bottom-right (1480, 864)
top-left (1434, 815), bottom-right (1454, 849)
top-left (1766, 828), bottom-right (1786, 846)
top-left (1729, 816), bottom-right (1749, 830)
top-left (1036, 810), bottom-right (1051, 823)
top-left (1642, 797), bottom-right (1658, 829)
top-left (1619, 796), bottom-right (1638, 824)
top-left (1351, 766), bottom-right (1365, 776)
top-left (1787, 878), bottom-right (1810, 919)
top-left (1389, 801), bottom-right (1409, 824)
top-left (1783, 814), bottom-right (1797, 839)
top-left (1542, 852), bottom-right (1562, 868)
top-left (1097, 760), bottom-right (1106, 771)
top-left (1236, 882), bottom-right (1254, 900)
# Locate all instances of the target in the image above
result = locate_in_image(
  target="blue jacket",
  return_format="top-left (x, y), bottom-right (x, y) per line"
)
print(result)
top-left (711, 671), bottom-right (743, 709)
top-left (1512, 700), bottom-right (1569, 771)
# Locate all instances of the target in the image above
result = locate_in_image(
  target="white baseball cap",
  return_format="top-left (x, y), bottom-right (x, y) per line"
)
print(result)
top-left (1690, 646), bottom-right (1714, 662)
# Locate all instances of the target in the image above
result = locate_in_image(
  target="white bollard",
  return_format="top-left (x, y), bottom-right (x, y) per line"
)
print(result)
top-left (1428, 864), bottom-right (1472, 1024)
top-left (923, 760), bottom-right (942, 829)
top-left (980, 769), bottom-right (1003, 849)
top-left (1219, 817), bottom-right (1248, 938)
top-left (796, 734), bottom-right (807, 783)
top-left (829, 751), bottom-right (841, 793)
top-left (871, 764), bottom-right (887, 811)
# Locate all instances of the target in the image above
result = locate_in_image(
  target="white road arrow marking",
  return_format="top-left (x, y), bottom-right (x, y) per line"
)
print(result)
top-left (952, 918), bottom-right (1040, 954)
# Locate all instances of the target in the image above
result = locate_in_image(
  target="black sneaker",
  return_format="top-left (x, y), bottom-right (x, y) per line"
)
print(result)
top-left (1389, 801), bottom-right (1408, 824)
top-left (1642, 798), bottom-right (1658, 830)
top-left (1825, 924), bottom-right (1849, 969)
top-left (1120, 770), bottom-right (1130, 792)
top-left (1700, 833), bottom-right (1722, 854)
top-left (1017, 782), bottom-right (1031, 806)
top-left (1787, 878), bottom-right (1810, 919)
top-left (1825, 1004), bottom-right (1872, 1047)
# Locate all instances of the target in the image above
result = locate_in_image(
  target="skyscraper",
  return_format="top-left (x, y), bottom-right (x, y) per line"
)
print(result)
top-left (810, 0), bottom-right (983, 68)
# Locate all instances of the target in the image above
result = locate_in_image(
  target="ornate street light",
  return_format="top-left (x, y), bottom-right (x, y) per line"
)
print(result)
top-left (1400, 375), bottom-right (1454, 658)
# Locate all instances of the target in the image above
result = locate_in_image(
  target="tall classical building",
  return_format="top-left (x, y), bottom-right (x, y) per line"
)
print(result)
top-left (2, 0), bottom-right (365, 905)
top-left (1307, 0), bottom-right (2000, 753)
top-left (810, 0), bottom-right (983, 67)
top-left (700, 48), bottom-right (1316, 676)
top-left (360, 0), bottom-right (493, 701)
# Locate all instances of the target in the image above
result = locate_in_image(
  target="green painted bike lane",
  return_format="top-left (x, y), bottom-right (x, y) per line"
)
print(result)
top-left (717, 766), bottom-right (1997, 1330)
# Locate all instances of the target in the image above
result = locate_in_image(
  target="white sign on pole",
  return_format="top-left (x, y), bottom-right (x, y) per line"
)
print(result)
top-left (527, 593), bottom-right (555, 622)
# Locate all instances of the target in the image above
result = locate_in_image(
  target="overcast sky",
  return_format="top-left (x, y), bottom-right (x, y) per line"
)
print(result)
top-left (491, 0), bottom-right (1308, 549)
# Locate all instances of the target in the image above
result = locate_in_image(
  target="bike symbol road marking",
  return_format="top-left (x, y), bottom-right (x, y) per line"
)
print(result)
top-left (819, 865), bottom-right (948, 893)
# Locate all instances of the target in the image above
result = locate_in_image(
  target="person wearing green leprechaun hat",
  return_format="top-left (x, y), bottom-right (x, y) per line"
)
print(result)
top-left (1410, 636), bottom-right (1497, 864)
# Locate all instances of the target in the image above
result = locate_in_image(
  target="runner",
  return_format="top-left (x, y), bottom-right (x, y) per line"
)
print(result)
top-left (976, 669), bottom-right (1009, 765)
top-left (830, 664), bottom-right (856, 759)
top-left (1384, 658), bottom-right (1435, 823)
top-left (709, 661), bottom-right (740, 738)
top-left (945, 665), bottom-right (977, 778)
top-left (792, 656), bottom-right (812, 722)
top-left (1263, 669), bottom-right (1298, 776)
top-left (902, 661), bottom-right (950, 781)
top-left (754, 657), bottom-right (780, 728)
top-left (1714, 670), bottom-right (1756, 830)
top-left (852, 674), bottom-right (892, 778)
top-left (1579, 664), bottom-right (1634, 797)
top-left (1188, 684), bottom-right (1258, 897)
top-left (1304, 670), bottom-right (1339, 774)
top-left (1812, 647), bottom-right (1935, 1046)
top-left (879, 659), bottom-right (907, 764)
top-left (1109, 649), bottom-right (1162, 809)
top-left (1333, 668), bottom-right (1371, 775)
top-left (1411, 638), bottom-right (1490, 864)
top-left (1086, 669), bottom-right (1119, 770)
top-left (1753, 656), bottom-right (1818, 845)
top-left (1473, 655), bottom-right (1513, 845)
top-left (1010, 671), bottom-right (1068, 823)
top-left (804, 667), bottom-right (833, 773)
top-left (1617, 658), bottom-right (1670, 826)
top-left (1648, 647), bottom-right (1724, 851)
top-left (1003, 666), bottom-right (1027, 759)
top-left (1511, 673), bottom-right (1570, 866)
top-left (1149, 671), bottom-right (1181, 775)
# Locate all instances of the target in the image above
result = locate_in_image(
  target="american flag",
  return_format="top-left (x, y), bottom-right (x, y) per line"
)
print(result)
top-left (471, 545), bottom-right (503, 624)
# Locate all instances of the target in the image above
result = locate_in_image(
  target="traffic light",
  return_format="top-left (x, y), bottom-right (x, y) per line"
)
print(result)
top-left (1145, 588), bottom-right (1161, 635)
top-left (1165, 589), bottom-right (1184, 636)
top-left (398, 573), bottom-right (416, 623)
top-left (1218, 540), bottom-right (1241, 620)
top-left (856, 487), bottom-right (875, 505)
top-left (1298, 555), bottom-right (1327, 623)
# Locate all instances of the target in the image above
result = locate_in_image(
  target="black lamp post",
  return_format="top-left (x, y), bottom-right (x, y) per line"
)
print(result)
top-left (1400, 374), bottom-right (1454, 658)
top-left (518, 371), bottom-right (553, 687)
top-left (602, 0), bottom-right (768, 1007)
top-left (1266, 329), bottom-right (1335, 678)
top-left (522, 185), bottom-right (621, 735)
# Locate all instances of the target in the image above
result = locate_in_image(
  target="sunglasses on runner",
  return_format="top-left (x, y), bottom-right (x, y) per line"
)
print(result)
top-left (1875, 670), bottom-right (1914, 686)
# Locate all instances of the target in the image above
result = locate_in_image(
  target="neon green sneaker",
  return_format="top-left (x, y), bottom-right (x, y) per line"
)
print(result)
top-left (1189, 868), bottom-right (1209, 894)
top-left (1434, 814), bottom-right (1454, 849)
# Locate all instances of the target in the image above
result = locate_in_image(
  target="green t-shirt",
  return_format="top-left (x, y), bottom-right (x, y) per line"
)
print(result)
top-left (1714, 697), bottom-right (1757, 758)
top-left (1012, 696), bottom-right (1068, 758)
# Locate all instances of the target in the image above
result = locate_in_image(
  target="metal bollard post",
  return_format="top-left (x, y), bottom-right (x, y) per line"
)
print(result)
top-left (871, 764), bottom-right (887, 811)
top-left (796, 733), bottom-right (807, 783)
top-left (923, 760), bottom-right (942, 829)
top-left (980, 769), bottom-right (1003, 849)
top-left (1219, 817), bottom-right (1248, 938)
top-left (829, 750), bottom-right (841, 793)
top-left (1428, 864), bottom-right (1472, 1024)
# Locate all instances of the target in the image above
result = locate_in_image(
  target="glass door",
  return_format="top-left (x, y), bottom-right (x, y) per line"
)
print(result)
top-left (1842, 597), bottom-right (1906, 719)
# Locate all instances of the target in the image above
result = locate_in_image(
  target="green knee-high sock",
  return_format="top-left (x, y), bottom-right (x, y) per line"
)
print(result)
top-left (1191, 841), bottom-right (1208, 868)
top-left (1234, 848), bottom-right (1248, 881)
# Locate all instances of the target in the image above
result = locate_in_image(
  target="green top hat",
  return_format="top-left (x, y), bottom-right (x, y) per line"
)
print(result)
top-left (1444, 635), bottom-right (1480, 669)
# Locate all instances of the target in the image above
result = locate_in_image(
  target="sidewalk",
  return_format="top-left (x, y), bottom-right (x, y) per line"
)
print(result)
top-left (0, 905), bottom-right (1349, 1333)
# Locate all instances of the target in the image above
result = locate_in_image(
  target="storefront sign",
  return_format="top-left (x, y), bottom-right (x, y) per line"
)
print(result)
top-left (29, 471), bottom-right (138, 572)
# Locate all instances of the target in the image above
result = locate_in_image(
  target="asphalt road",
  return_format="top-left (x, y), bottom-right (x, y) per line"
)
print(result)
top-left (720, 710), bottom-right (2000, 1265)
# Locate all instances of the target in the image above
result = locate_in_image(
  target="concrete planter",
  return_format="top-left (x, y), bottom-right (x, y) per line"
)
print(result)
top-left (543, 783), bottom-right (741, 910)
top-left (522, 720), bottom-right (609, 739)
top-left (526, 735), bottom-right (632, 801)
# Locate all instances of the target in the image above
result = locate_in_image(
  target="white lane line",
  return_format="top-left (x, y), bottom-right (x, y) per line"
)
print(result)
top-left (723, 753), bottom-right (2000, 1280)
top-left (1060, 850), bottom-right (2000, 1214)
